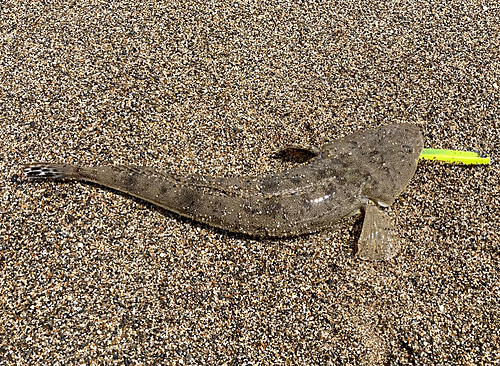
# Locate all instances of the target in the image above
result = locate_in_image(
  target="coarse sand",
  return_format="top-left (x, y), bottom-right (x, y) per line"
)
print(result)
top-left (1, 0), bottom-right (499, 365)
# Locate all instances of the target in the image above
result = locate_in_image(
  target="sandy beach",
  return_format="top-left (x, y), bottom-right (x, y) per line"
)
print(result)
top-left (1, 0), bottom-right (499, 364)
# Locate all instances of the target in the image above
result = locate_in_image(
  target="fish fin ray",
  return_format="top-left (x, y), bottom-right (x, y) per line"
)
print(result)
top-left (356, 204), bottom-right (400, 261)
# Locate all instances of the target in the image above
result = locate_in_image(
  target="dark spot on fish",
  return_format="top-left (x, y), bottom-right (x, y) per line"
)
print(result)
top-left (402, 144), bottom-right (414, 154)
top-left (260, 177), bottom-right (279, 193)
top-left (160, 184), bottom-right (169, 195)
top-left (289, 175), bottom-right (303, 185)
top-left (326, 187), bottom-right (337, 197)
top-left (124, 173), bottom-right (138, 189)
top-left (313, 168), bottom-right (329, 180)
top-left (242, 203), bottom-right (260, 215)
top-left (208, 199), bottom-right (226, 216)
top-left (262, 200), bottom-right (283, 217)
top-left (178, 187), bottom-right (201, 210)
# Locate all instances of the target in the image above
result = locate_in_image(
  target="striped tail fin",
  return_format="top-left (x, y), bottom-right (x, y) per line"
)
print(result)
top-left (22, 163), bottom-right (80, 179)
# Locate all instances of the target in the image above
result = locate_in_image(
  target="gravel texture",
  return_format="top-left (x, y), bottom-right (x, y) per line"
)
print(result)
top-left (1, 0), bottom-right (499, 365)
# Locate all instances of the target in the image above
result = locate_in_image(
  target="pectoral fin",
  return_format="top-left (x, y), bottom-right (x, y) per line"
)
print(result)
top-left (356, 204), bottom-right (400, 261)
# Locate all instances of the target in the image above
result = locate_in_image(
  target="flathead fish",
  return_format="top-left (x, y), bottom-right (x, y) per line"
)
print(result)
top-left (22, 124), bottom-right (423, 260)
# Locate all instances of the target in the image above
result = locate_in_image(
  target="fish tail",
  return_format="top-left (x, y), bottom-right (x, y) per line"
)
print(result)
top-left (21, 163), bottom-right (81, 179)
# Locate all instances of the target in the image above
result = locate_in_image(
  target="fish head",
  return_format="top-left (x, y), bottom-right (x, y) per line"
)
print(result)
top-left (324, 124), bottom-right (424, 207)
top-left (358, 124), bottom-right (424, 206)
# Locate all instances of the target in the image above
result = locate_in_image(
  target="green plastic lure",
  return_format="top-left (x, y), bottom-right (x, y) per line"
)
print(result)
top-left (420, 148), bottom-right (490, 165)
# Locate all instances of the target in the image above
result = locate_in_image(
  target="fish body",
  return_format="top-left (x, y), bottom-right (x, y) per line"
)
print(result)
top-left (23, 124), bottom-right (423, 260)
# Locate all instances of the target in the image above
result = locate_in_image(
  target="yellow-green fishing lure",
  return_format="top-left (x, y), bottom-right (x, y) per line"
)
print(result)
top-left (420, 148), bottom-right (490, 165)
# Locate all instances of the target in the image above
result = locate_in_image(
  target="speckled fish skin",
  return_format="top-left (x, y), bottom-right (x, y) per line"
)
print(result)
top-left (22, 124), bottom-right (423, 240)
